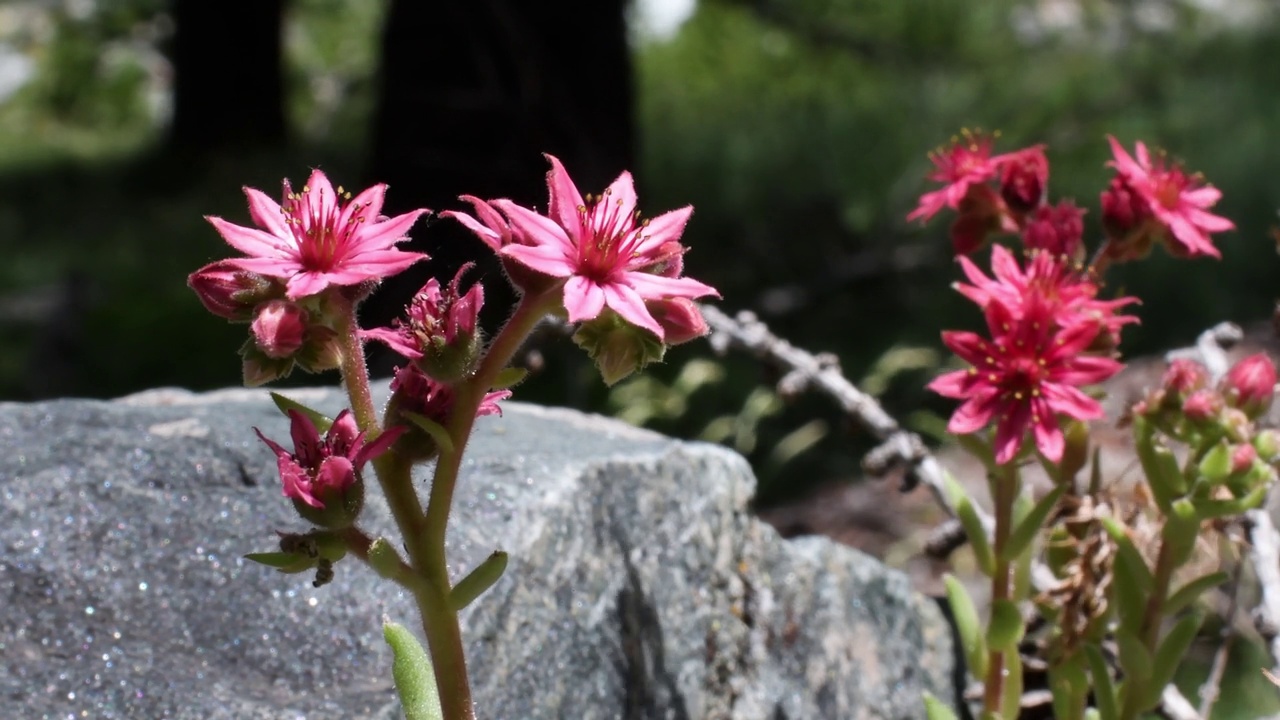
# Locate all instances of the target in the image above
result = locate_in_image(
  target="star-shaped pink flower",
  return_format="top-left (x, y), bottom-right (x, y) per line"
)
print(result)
top-left (206, 169), bottom-right (429, 299)
top-left (491, 155), bottom-right (719, 340)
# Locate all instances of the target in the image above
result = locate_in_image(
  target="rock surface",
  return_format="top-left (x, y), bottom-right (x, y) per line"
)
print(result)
top-left (0, 385), bottom-right (954, 719)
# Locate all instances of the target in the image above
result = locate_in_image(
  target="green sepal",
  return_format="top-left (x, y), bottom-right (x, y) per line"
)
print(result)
top-left (1002, 484), bottom-right (1066, 562)
top-left (944, 574), bottom-right (987, 679)
top-left (1084, 644), bottom-right (1119, 720)
top-left (403, 411), bottom-right (456, 456)
top-left (383, 620), bottom-right (443, 720)
top-left (449, 550), bottom-right (509, 611)
top-left (1142, 611), bottom-right (1203, 710)
top-left (491, 366), bottom-right (529, 390)
top-left (1198, 440), bottom-right (1233, 483)
top-left (923, 692), bottom-right (959, 720)
top-left (1115, 627), bottom-right (1152, 684)
top-left (986, 598), bottom-right (1024, 651)
top-left (269, 391), bottom-right (334, 432)
top-left (943, 472), bottom-right (994, 576)
top-left (244, 551), bottom-right (315, 574)
top-left (1165, 571), bottom-right (1227, 617)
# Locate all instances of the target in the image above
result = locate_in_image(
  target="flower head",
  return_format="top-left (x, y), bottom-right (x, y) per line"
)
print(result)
top-left (1022, 201), bottom-right (1085, 262)
top-left (251, 300), bottom-right (308, 359)
top-left (929, 297), bottom-right (1123, 464)
top-left (999, 145), bottom-right (1049, 215)
top-left (1104, 136), bottom-right (1233, 259)
top-left (255, 409), bottom-right (403, 511)
top-left (362, 264), bottom-right (483, 380)
top-left (207, 169), bottom-right (429, 299)
top-left (908, 130), bottom-right (1009, 223)
top-left (390, 364), bottom-right (510, 425)
top-left (492, 154), bottom-right (719, 340)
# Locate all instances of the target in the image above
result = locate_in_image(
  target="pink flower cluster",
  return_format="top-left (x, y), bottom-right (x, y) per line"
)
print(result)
top-left (190, 158), bottom-right (721, 509)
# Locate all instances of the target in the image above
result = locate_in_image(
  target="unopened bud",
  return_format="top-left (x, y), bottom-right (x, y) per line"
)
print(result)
top-left (251, 300), bottom-right (308, 358)
top-left (999, 146), bottom-right (1049, 216)
top-left (1222, 353), bottom-right (1277, 419)
top-left (1182, 389), bottom-right (1223, 424)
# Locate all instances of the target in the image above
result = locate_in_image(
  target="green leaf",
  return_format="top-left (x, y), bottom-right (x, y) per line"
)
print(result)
top-left (1000, 648), bottom-right (1023, 719)
top-left (244, 551), bottom-right (315, 574)
top-left (1048, 652), bottom-right (1089, 720)
top-left (923, 692), bottom-right (959, 720)
top-left (1084, 645), bottom-right (1119, 720)
top-left (403, 411), bottom-right (456, 455)
top-left (368, 537), bottom-right (406, 581)
top-left (944, 574), bottom-right (987, 679)
top-left (1166, 572), bottom-right (1228, 617)
top-left (449, 550), bottom-right (509, 611)
top-left (1135, 434), bottom-right (1184, 513)
top-left (491, 366), bottom-right (529, 390)
top-left (269, 392), bottom-right (333, 432)
top-left (944, 472), bottom-right (994, 576)
top-left (1190, 485), bottom-right (1268, 519)
top-left (1101, 517), bottom-right (1152, 626)
top-left (384, 620), bottom-right (443, 720)
top-left (1002, 484), bottom-right (1065, 562)
top-left (955, 432), bottom-right (997, 473)
top-left (1143, 612), bottom-right (1203, 710)
top-left (986, 598), bottom-right (1024, 651)
top-left (1198, 441), bottom-right (1233, 483)
top-left (1115, 627), bottom-right (1151, 684)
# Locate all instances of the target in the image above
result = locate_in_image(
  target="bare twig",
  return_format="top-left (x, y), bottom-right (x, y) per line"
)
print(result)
top-left (1248, 507), bottom-right (1280, 677)
top-left (701, 304), bottom-right (1056, 594)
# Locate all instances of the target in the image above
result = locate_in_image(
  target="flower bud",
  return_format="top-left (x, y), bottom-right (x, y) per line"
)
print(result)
top-left (1182, 388), bottom-right (1223, 424)
top-left (949, 185), bottom-right (1005, 256)
top-left (646, 297), bottom-right (709, 346)
top-left (1100, 175), bottom-right (1155, 261)
top-left (1254, 429), bottom-right (1280, 462)
top-left (251, 300), bottom-right (308, 358)
top-left (999, 146), bottom-right (1048, 216)
top-left (188, 260), bottom-right (281, 321)
top-left (1022, 201), bottom-right (1085, 263)
top-left (1231, 443), bottom-right (1259, 474)
top-left (1162, 359), bottom-right (1209, 398)
top-left (1222, 353), bottom-right (1277, 419)
top-left (362, 266), bottom-right (484, 382)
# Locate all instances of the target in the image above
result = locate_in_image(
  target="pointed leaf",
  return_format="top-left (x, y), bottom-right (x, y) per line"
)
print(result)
top-left (923, 692), bottom-right (960, 720)
top-left (270, 392), bottom-right (333, 432)
top-left (986, 598), bottom-right (1024, 651)
top-left (1134, 417), bottom-right (1183, 511)
top-left (1000, 648), bottom-right (1024, 719)
top-left (491, 366), bottom-right (529, 390)
top-left (1198, 441), bottom-right (1233, 483)
top-left (1101, 517), bottom-right (1152, 626)
top-left (1191, 485), bottom-right (1268, 519)
top-left (1084, 644), bottom-right (1119, 720)
top-left (449, 550), bottom-right (508, 611)
top-left (403, 411), bottom-right (455, 455)
top-left (1048, 651), bottom-right (1089, 720)
top-left (384, 620), bottom-right (443, 720)
top-left (1166, 572), bottom-right (1228, 617)
top-left (1115, 627), bottom-right (1151, 683)
top-left (944, 574), bottom-right (987, 679)
top-left (245, 551), bottom-right (315, 573)
top-left (1143, 612), bottom-right (1203, 710)
top-left (944, 472), bottom-right (994, 576)
top-left (1003, 484), bottom-right (1066, 562)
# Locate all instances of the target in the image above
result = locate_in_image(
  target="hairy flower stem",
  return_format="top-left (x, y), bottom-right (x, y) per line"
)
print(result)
top-left (333, 295), bottom-right (381, 435)
top-left (983, 463), bottom-right (1020, 717)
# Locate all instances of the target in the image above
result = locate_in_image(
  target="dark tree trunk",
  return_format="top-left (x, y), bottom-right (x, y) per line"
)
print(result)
top-left (169, 0), bottom-right (287, 152)
top-left (363, 0), bottom-right (635, 342)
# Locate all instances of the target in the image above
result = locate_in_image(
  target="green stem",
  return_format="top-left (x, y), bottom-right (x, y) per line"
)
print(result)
top-left (983, 463), bottom-right (1019, 718)
top-left (332, 294), bottom-right (380, 434)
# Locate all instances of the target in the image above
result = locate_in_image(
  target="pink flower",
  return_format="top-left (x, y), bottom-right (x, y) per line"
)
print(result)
top-left (255, 409), bottom-right (403, 509)
top-left (1221, 353), bottom-right (1277, 418)
top-left (491, 154), bottom-right (719, 340)
top-left (1161, 358), bottom-right (1209, 397)
top-left (442, 195), bottom-right (517, 253)
top-left (953, 244), bottom-right (1138, 348)
top-left (188, 260), bottom-right (281, 321)
top-left (908, 130), bottom-right (1009, 223)
top-left (390, 364), bottom-right (510, 423)
top-left (1022, 201), bottom-right (1085, 261)
top-left (251, 300), bottom-right (308, 358)
top-left (928, 296), bottom-right (1123, 464)
top-left (362, 264), bottom-right (483, 361)
top-left (1182, 389), bottom-right (1224, 423)
top-left (1105, 136), bottom-right (1234, 258)
top-left (206, 169), bottom-right (429, 299)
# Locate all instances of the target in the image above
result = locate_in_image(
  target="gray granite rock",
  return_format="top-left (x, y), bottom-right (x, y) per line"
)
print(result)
top-left (0, 386), bottom-right (955, 719)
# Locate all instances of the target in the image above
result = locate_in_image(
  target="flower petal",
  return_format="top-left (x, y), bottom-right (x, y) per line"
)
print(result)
top-left (207, 216), bottom-right (295, 258)
top-left (338, 183), bottom-right (388, 230)
top-left (624, 271), bottom-right (719, 301)
top-left (244, 187), bottom-right (290, 238)
top-left (544, 154), bottom-right (585, 232)
top-left (563, 276), bottom-right (606, 322)
top-left (493, 199), bottom-right (577, 250)
top-left (602, 282), bottom-right (664, 339)
top-left (633, 206), bottom-right (693, 254)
